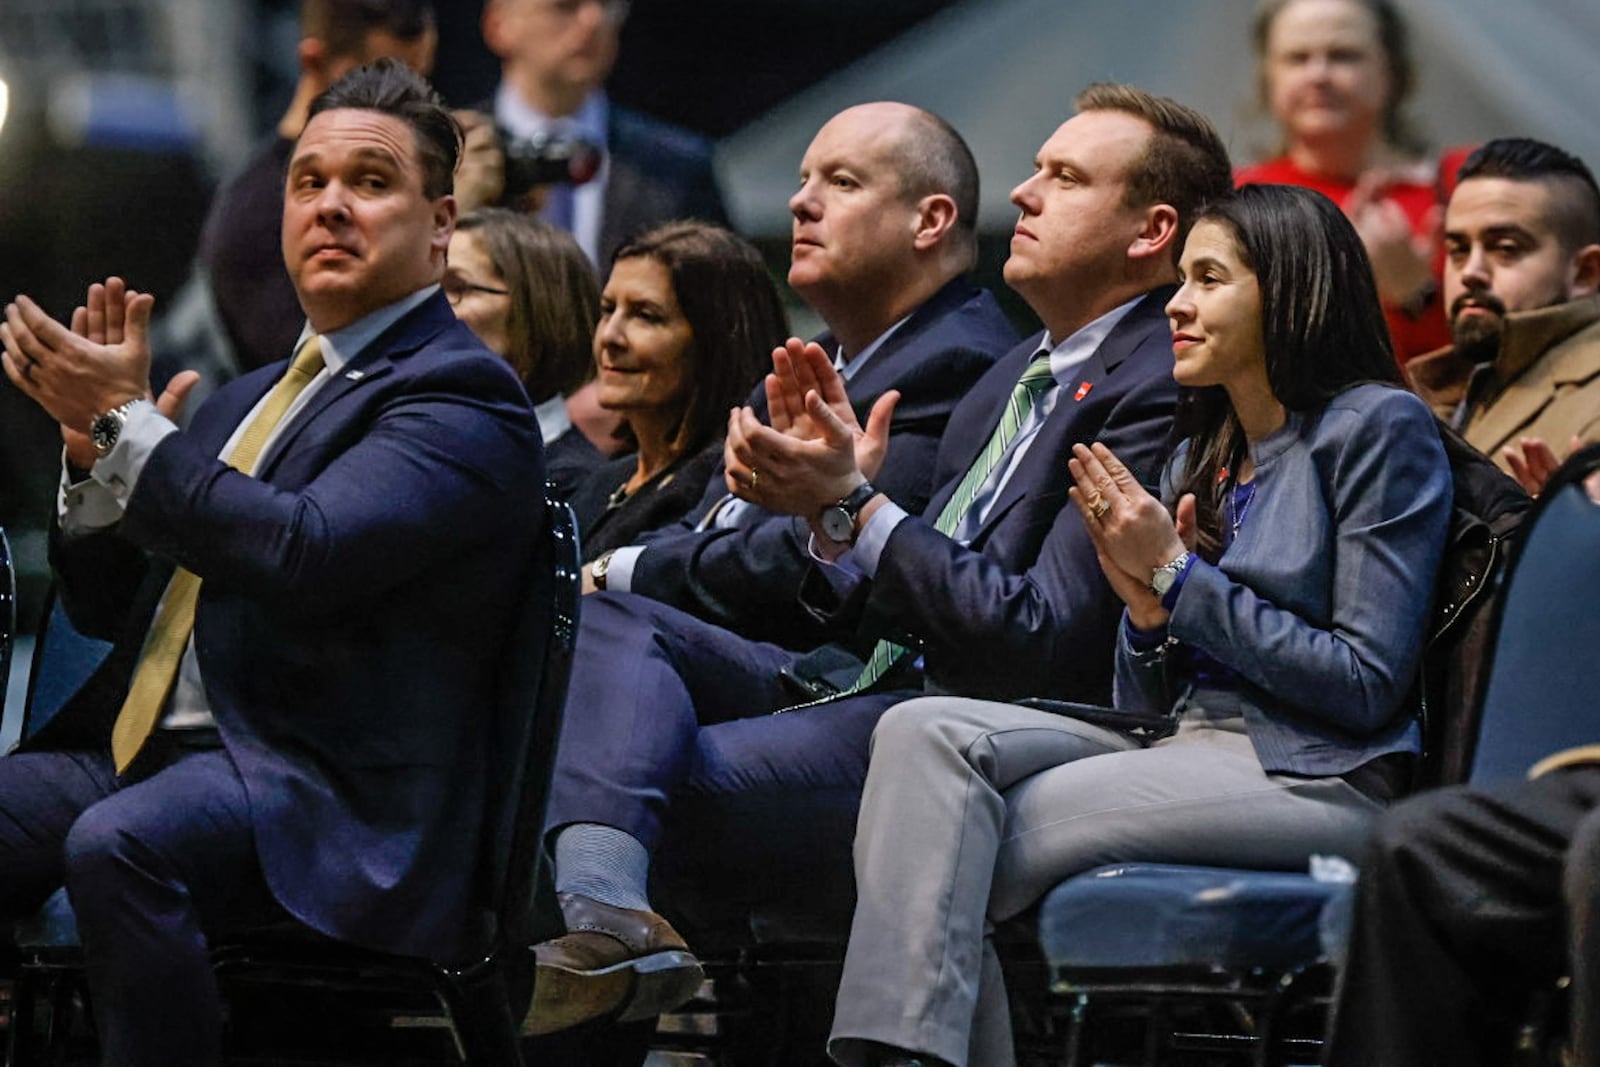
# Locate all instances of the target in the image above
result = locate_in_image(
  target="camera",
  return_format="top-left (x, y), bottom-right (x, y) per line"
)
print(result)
top-left (498, 127), bottom-right (603, 201)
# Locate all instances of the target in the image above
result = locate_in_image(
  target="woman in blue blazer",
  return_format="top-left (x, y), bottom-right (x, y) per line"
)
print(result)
top-left (827, 184), bottom-right (1455, 1067)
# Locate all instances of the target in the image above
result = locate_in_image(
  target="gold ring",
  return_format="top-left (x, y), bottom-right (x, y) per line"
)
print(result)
top-left (748, 467), bottom-right (760, 488)
top-left (1089, 495), bottom-right (1110, 520)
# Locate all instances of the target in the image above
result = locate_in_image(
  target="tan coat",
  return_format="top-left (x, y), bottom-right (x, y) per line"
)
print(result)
top-left (1407, 293), bottom-right (1600, 474)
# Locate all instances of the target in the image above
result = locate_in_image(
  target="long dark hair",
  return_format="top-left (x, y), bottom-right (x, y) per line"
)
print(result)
top-left (456, 208), bottom-right (598, 403)
top-left (1172, 183), bottom-right (1402, 560)
top-left (607, 221), bottom-right (787, 457)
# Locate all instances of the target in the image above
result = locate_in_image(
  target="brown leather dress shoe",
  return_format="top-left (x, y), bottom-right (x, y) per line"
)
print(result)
top-left (523, 892), bottom-right (704, 1036)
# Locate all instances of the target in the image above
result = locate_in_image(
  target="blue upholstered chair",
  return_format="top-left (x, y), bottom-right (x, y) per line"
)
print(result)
top-left (1037, 461), bottom-right (1598, 1067)
top-left (5, 498), bottom-right (582, 1066)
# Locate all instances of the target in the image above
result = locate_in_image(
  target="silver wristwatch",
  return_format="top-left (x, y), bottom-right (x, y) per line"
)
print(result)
top-left (1149, 551), bottom-right (1193, 598)
top-left (90, 399), bottom-right (142, 458)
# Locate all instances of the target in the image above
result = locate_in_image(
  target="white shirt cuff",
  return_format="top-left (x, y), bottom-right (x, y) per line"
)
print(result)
top-left (605, 545), bottom-right (645, 592)
top-left (92, 400), bottom-right (177, 506)
top-left (852, 500), bottom-right (909, 576)
top-left (58, 400), bottom-right (177, 534)
top-left (58, 465), bottom-right (123, 534)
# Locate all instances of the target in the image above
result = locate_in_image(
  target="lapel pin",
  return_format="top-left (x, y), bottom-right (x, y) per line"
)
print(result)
top-left (1074, 381), bottom-right (1093, 401)
top-left (344, 369), bottom-right (366, 381)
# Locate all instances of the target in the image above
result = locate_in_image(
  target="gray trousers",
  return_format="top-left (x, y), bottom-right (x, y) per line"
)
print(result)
top-left (827, 697), bottom-right (1384, 1067)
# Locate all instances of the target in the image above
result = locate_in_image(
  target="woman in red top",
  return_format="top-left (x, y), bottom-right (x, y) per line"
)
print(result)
top-left (1239, 0), bottom-right (1454, 363)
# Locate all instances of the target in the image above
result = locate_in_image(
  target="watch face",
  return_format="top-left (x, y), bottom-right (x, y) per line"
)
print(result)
top-left (819, 506), bottom-right (853, 542)
top-left (91, 413), bottom-right (121, 455)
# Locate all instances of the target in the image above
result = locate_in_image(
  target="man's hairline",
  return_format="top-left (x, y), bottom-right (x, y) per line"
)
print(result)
top-left (293, 107), bottom-right (452, 201)
top-left (1451, 173), bottom-right (1600, 255)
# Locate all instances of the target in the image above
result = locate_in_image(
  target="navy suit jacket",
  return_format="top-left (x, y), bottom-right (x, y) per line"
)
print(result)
top-left (627, 279), bottom-right (1017, 647)
top-left (598, 106), bottom-right (729, 266)
top-left (39, 293), bottom-right (546, 963)
top-left (802, 289), bottom-right (1180, 703)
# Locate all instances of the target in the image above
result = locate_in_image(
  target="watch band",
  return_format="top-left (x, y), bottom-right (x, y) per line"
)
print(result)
top-left (837, 480), bottom-right (879, 520)
top-left (1149, 550), bottom-right (1193, 598)
top-left (819, 480), bottom-right (879, 543)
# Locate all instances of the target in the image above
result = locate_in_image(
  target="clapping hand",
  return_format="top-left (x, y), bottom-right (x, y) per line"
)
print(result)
top-left (2, 278), bottom-right (198, 469)
top-left (1068, 442), bottom-right (1196, 630)
top-left (723, 338), bottom-right (897, 518)
top-left (1502, 435), bottom-right (1583, 497)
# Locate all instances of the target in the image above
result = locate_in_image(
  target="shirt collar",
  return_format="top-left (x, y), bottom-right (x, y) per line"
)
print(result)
top-left (293, 285), bottom-right (438, 371)
top-left (533, 393), bottom-right (573, 444)
top-left (494, 83), bottom-right (610, 147)
top-left (1038, 295), bottom-right (1143, 385)
top-left (836, 313), bottom-right (912, 382)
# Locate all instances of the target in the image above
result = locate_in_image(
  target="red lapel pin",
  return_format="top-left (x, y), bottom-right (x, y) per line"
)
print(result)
top-left (1073, 381), bottom-right (1093, 401)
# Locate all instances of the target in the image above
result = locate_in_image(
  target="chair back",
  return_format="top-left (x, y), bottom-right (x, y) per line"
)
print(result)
top-left (1414, 423), bottom-right (1532, 787)
top-left (1469, 466), bottom-right (1600, 787)
top-left (22, 590), bottom-right (115, 740)
top-left (478, 496), bottom-right (581, 952)
top-left (1, 527), bottom-right (13, 715)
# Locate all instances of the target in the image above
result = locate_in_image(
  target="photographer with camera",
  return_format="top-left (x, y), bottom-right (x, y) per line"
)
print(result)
top-left (477, 0), bottom-right (729, 268)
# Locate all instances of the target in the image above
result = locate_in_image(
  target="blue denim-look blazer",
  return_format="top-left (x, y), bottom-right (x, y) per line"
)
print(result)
top-left (1115, 383), bottom-right (1453, 777)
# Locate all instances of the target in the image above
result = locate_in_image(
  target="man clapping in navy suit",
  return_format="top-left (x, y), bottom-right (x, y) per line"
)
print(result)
top-left (0, 61), bottom-right (544, 1065)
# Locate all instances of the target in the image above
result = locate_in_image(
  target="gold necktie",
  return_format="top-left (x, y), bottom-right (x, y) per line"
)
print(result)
top-left (110, 336), bottom-right (326, 771)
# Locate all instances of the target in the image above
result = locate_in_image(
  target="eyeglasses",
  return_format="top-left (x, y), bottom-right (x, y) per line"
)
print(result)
top-left (443, 278), bottom-right (510, 305)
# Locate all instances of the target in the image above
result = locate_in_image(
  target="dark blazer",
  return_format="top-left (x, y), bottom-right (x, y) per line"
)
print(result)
top-left (41, 293), bottom-right (546, 963)
top-left (804, 289), bottom-right (1181, 703)
top-left (598, 106), bottom-right (729, 267)
top-left (570, 439), bottom-right (725, 562)
top-left (627, 279), bottom-right (1017, 647)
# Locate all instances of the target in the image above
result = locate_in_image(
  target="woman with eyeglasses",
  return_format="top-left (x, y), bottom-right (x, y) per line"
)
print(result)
top-left (446, 208), bottom-right (609, 498)
top-left (569, 220), bottom-right (786, 562)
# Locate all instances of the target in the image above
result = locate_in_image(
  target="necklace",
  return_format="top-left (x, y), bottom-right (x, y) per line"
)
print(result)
top-left (604, 482), bottom-right (632, 512)
top-left (1228, 480), bottom-right (1258, 540)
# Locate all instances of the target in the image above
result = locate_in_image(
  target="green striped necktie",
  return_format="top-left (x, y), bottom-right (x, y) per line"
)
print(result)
top-left (846, 348), bottom-right (1057, 694)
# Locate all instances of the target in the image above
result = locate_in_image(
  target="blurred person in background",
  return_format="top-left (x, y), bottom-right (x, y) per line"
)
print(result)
top-left (448, 208), bottom-right (604, 498)
top-left (477, 0), bottom-right (729, 268)
top-left (195, 0), bottom-right (439, 377)
top-left (1238, 0), bottom-right (1452, 364)
top-left (569, 221), bottom-right (784, 560)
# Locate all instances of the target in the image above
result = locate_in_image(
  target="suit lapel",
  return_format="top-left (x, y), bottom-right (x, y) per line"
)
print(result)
top-left (920, 337), bottom-right (1041, 521)
top-left (254, 294), bottom-right (453, 476)
top-left (967, 290), bottom-right (1170, 542)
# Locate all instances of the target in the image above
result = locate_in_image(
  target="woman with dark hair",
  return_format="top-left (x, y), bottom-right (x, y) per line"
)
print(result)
top-left (570, 221), bottom-right (786, 560)
top-left (446, 209), bottom-right (607, 497)
top-left (827, 184), bottom-right (1453, 1067)
top-left (1239, 0), bottom-right (1453, 364)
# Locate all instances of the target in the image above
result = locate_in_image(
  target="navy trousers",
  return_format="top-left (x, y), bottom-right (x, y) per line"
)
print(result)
top-left (0, 738), bottom-right (286, 1066)
top-left (546, 590), bottom-right (905, 867)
